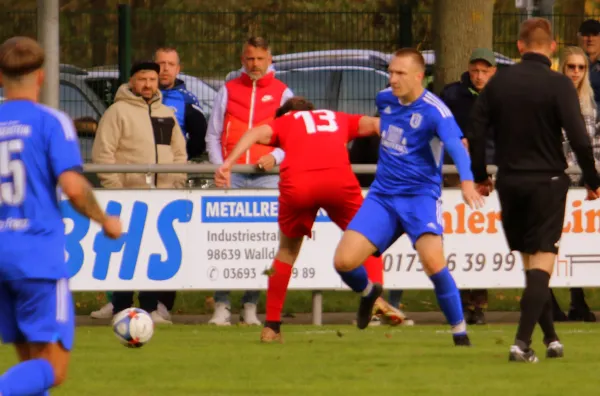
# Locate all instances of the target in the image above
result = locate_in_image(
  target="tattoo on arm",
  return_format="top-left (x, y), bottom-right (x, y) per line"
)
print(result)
top-left (70, 183), bottom-right (106, 225)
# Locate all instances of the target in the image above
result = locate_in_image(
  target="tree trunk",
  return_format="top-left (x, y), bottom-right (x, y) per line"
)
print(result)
top-left (432, 0), bottom-right (494, 95)
top-left (556, 0), bottom-right (586, 47)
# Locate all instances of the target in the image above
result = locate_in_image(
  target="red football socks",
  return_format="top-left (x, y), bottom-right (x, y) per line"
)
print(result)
top-left (265, 259), bottom-right (293, 322)
top-left (364, 256), bottom-right (384, 284)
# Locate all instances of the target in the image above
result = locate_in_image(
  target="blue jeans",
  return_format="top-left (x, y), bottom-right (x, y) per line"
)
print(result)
top-left (214, 173), bottom-right (280, 306)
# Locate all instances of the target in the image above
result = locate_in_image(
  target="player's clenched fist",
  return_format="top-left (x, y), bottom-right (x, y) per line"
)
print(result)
top-left (102, 216), bottom-right (123, 239)
top-left (214, 165), bottom-right (232, 188)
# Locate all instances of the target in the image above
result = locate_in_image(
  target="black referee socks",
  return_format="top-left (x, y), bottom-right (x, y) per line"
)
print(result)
top-left (515, 269), bottom-right (551, 350)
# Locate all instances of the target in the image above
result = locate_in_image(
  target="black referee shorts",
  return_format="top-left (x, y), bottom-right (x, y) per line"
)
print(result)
top-left (496, 173), bottom-right (570, 254)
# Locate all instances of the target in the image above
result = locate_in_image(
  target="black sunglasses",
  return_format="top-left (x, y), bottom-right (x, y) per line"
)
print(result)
top-left (567, 64), bottom-right (586, 71)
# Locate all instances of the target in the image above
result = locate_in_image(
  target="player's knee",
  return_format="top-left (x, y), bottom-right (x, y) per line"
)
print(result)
top-left (415, 234), bottom-right (445, 275)
top-left (333, 246), bottom-right (358, 272)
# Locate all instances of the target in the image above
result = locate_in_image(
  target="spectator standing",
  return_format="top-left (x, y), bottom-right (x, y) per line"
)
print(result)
top-left (439, 48), bottom-right (497, 325)
top-left (205, 36), bottom-right (293, 326)
top-left (90, 60), bottom-right (188, 324)
top-left (156, 47), bottom-right (208, 160)
top-left (579, 19), bottom-right (600, 109)
top-left (554, 46), bottom-right (598, 323)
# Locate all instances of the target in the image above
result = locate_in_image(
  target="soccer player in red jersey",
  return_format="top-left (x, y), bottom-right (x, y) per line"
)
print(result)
top-left (215, 97), bottom-right (405, 342)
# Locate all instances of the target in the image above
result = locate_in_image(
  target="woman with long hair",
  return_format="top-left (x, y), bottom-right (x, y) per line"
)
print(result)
top-left (555, 46), bottom-right (598, 322)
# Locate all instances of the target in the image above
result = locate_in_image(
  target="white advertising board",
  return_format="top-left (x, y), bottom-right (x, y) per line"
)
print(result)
top-left (62, 189), bottom-right (600, 291)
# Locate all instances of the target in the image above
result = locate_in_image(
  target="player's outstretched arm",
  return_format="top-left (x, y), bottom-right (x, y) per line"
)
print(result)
top-left (357, 116), bottom-right (381, 137)
top-left (59, 171), bottom-right (122, 239)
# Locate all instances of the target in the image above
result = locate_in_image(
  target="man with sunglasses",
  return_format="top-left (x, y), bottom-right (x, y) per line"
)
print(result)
top-left (579, 19), bottom-right (600, 109)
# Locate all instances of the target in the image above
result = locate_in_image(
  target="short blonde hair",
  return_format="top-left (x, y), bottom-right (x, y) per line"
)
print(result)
top-left (393, 48), bottom-right (425, 72)
top-left (0, 36), bottom-right (44, 79)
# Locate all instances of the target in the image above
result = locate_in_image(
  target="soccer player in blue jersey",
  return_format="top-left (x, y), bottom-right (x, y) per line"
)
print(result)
top-left (0, 37), bottom-right (122, 395)
top-left (333, 48), bottom-right (484, 346)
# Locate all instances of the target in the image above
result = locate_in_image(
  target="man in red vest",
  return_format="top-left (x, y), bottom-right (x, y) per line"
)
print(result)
top-left (205, 36), bottom-right (293, 326)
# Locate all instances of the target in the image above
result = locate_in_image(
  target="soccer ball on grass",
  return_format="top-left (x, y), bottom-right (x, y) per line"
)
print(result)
top-left (112, 308), bottom-right (154, 348)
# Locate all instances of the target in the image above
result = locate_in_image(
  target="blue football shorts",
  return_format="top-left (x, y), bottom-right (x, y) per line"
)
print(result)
top-left (347, 191), bottom-right (444, 255)
top-left (0, 278), bottom-right (75, 351)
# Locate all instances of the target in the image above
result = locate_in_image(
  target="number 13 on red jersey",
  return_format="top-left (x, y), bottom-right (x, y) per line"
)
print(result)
top-left (294, 110), bottom-right (339, 134)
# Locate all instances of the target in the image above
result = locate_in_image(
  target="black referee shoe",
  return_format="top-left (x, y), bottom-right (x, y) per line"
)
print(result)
top-left (356, 283), bottom-right (383, 330)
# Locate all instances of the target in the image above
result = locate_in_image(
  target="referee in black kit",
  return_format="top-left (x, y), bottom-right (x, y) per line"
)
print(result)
top-left (466, 17), bottom-right (600, 363)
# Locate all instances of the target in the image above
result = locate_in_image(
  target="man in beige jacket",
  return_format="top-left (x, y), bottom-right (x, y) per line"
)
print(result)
top-left (91, 60), bottom-right (187, 324)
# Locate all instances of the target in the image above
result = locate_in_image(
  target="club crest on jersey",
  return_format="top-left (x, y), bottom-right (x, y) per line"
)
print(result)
top-left (410, 113), bottom-right (422, 129)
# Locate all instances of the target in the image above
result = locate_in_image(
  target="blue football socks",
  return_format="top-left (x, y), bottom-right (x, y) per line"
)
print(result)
top-left (0, 359), bottom-right (55, 396)
top-left (430, 267), bottom-right (467, 334)
top-left (337, 265), bottom-right (369, 293)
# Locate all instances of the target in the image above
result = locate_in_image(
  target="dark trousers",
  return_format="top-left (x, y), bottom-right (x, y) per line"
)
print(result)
top-left (112, 291), bottom-right (176, 314)
top-left (460, 289), bottom-right (488, 309)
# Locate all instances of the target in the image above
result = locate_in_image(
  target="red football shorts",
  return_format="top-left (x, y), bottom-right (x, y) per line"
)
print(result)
top-left (278, 169), bottom-right (364, 238)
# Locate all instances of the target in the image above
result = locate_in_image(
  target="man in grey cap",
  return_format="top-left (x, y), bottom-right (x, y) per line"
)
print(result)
top-left (439, 48), bottom-right (497, 325)
top-left (579, 19), bottom-right (600, 108)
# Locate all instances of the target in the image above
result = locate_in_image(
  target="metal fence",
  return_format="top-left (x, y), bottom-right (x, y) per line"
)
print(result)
top-left (0, 9), bottom-right (597, 163)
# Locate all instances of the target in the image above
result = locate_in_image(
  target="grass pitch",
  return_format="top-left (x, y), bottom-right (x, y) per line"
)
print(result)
top-left (1, 323), bottom-right (598, 395)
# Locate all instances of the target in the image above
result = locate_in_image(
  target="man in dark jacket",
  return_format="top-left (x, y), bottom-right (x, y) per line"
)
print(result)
top-left (156, 47), bottom-right (208, 160)
top-left (439, 48), bottom-right (497, 326)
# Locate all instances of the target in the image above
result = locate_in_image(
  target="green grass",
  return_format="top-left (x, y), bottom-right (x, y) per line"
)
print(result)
top-left (1, 324), bottom-right (598, 395)
top-left (73, 288), bottom-right (600, 315)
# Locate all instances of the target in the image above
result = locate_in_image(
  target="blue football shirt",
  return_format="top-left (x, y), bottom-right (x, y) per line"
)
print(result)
top-left (370, 88), bottom-right (468, 198)
top-left (0, 100), bottom-right (82, 280)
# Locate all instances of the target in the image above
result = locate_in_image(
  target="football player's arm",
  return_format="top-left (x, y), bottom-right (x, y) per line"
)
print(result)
top-left (437, 116), bottom-right (474, 182)
top-left (222, 125), bottom-right (274, 168)
top-left (48, 115), bottom-right (114, 229)
top-left (357, 116), bottom-right (380, 137)
top-left (59, 171), bottom-right (106, 224)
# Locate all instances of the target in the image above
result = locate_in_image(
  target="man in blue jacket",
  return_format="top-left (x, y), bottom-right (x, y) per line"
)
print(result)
top-left (156, 47), bottom-right (208, 160)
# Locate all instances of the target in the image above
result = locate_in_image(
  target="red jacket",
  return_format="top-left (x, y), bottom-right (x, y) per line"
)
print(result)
top-left (221, 71), bottom-right (289, 164)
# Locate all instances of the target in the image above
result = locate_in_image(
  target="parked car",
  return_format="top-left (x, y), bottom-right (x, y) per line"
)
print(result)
top-left (0, 64), bottom-right (107, 162)
top-left (225, 49), bottom-right (515, 116)
top-left (226, 51), bottom-right (391, 116)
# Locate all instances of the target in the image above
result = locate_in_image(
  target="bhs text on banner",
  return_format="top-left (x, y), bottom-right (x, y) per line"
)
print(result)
top-left (62, 189), bottom-right (600, 291)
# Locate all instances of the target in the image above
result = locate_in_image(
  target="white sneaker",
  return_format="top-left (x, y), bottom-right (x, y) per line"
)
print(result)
top-left (150, 310), bottom-right (172, 325)
top-left (240, 303), bottom-right (261, 326)
top-left (157, 302), bottom-right (172, 321)
top-left (90, 302), bottom-right (114, 319)
top-left (208, 302), bottom-right (231, 326)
